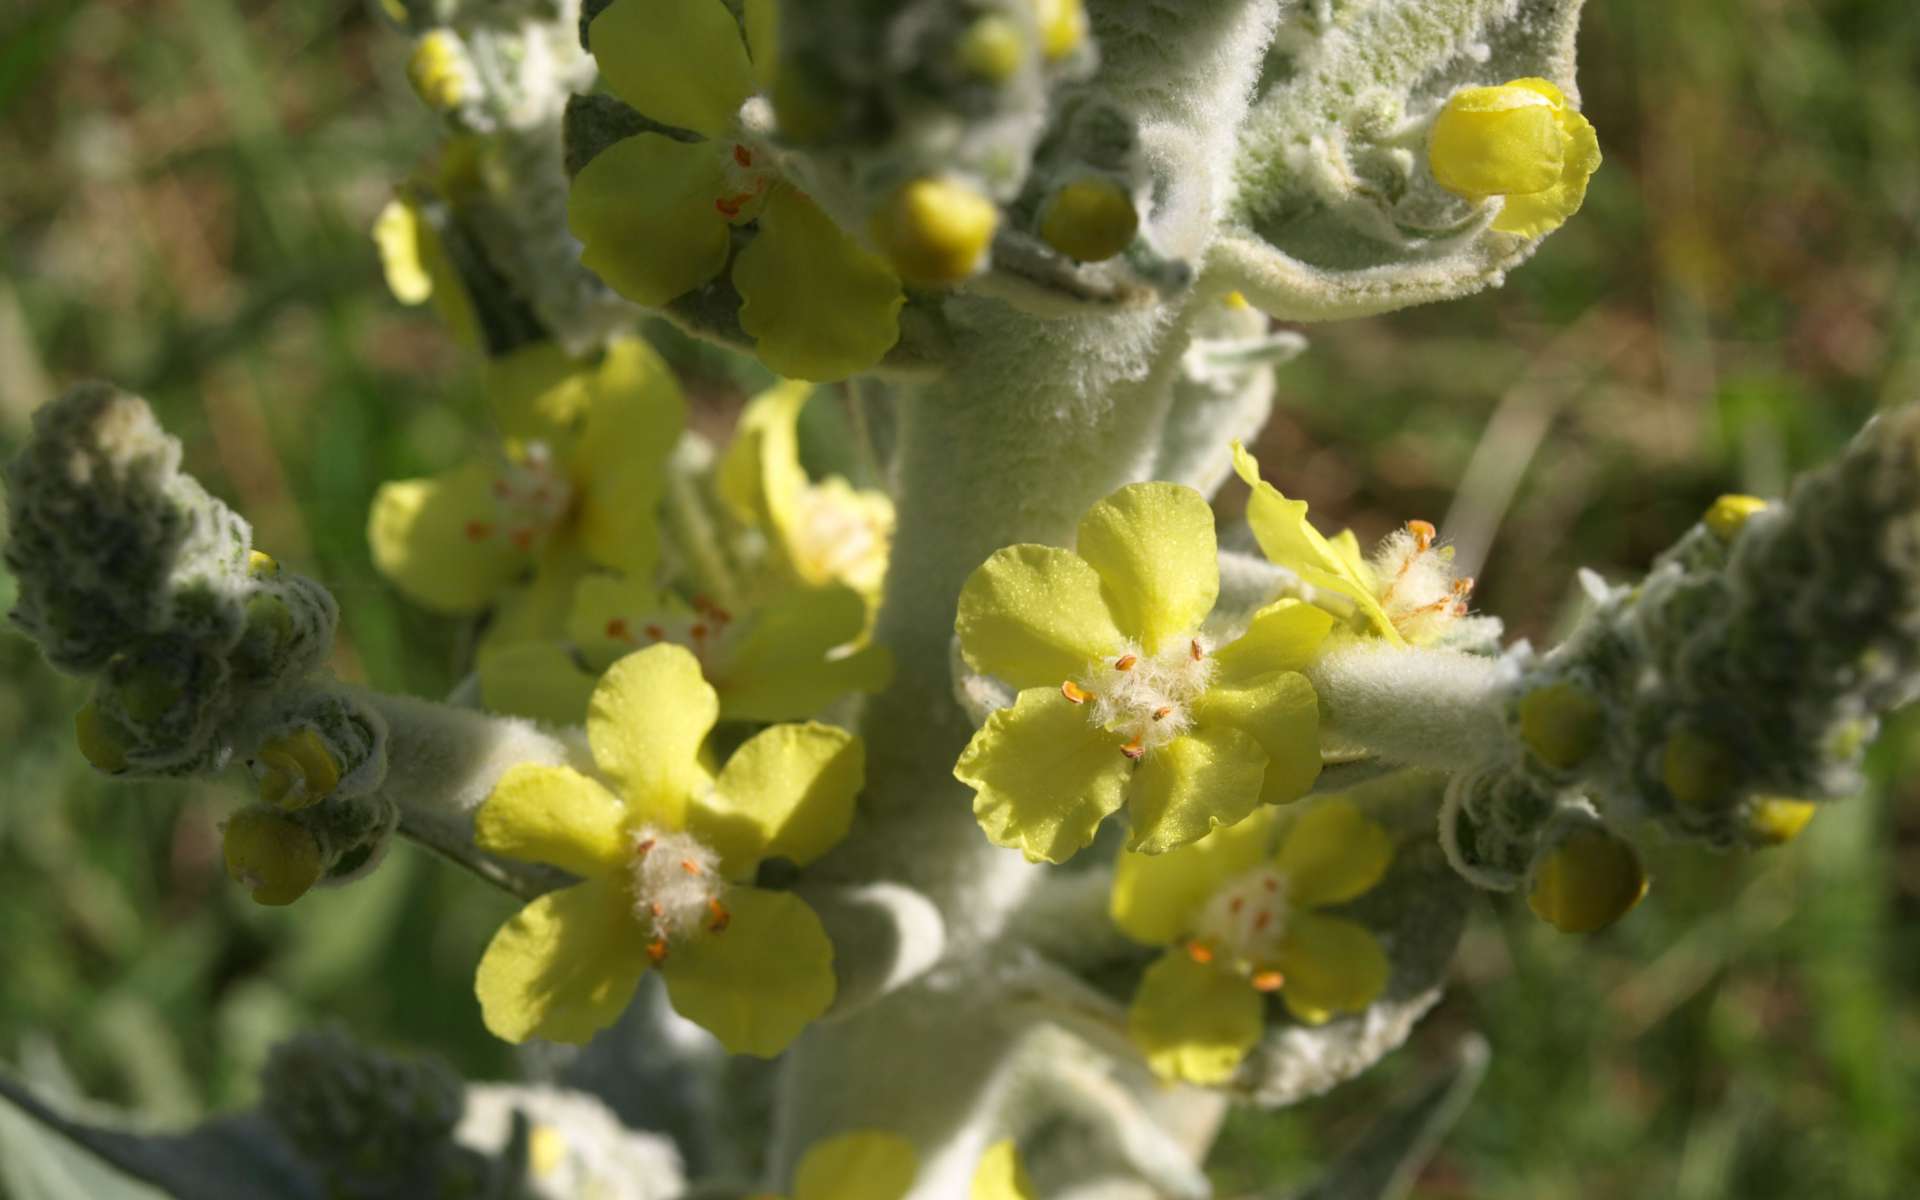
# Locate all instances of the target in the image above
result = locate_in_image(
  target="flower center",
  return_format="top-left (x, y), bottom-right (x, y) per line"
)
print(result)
top-left (1062, 636), bottom-right (1215, 759)
top-left (465, 442), bottom-right (574, 552)
top-left (626, 825), bottom-right (730, 964)
top-left (715, 141), bottom-right (776, 222)
top-left (1372, 519), bottom-right (1475, 642)
top-left (1188, 865), bottom-right (1292, 991)
top-left (791, 486), bottom-right (888, 592)
top-left (602, 595), bottom-right (736, 673)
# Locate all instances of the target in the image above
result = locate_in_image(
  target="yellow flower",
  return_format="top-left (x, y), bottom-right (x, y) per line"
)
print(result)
top-left (1232, 442), bottom-right (1481, 646)
top-left (472, 643), bottom-right (862, 1052)
top-left (569, 0), bottom-right (904, 381)
top-left (368, 339), bottom-right (683, 644)
top-left (954, 482), bottom-right (1331, 863)
top-left (1111, 801), bottom-right (1394, 1084)
top-left (1427, 77), bottom-right (1602, 239)
top-left (718, 381), bottom-right (895, 606)
top-left (476, 573), bottom-right (892, 726)
top-left (372, 194), bottom-right (482, 348)
top-left (751, 1132), bottom-right (1036, 1200)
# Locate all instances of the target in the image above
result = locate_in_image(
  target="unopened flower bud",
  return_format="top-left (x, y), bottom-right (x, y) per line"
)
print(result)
top-left (1428, 78), bottom-right (1601, 238)
top-left (870, 178), bottom-right (999, 285)
top-left (253, 729), bottom-right (343, 810)
top-left (1704, 494), bottom-right (1769, 541)
top-left (1035, 0), bottom-right (1088, 60)
top-left (1039, 177), bottom-right (1138, 263)
top-left (958, 15), bottom-right (1025, 82)
top-left (1527, 826), bottom-right (1647, 933)
top-left (224, 808), bottom-right (324, 906)
top-left (75, 701), bottom-right (131, 774)
top-left (1517, 682), bottom-right (1605, 771)
top-left (1748, 796), bottom-right (1818, 845)
top-left (406, 30), bottom-right (472, 113)
top-left (1661, 728), bottom-right (1742, 812)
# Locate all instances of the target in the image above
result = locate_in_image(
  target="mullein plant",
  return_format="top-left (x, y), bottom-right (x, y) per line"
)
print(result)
top-left (5, 2), bottom-right (1917, 1198)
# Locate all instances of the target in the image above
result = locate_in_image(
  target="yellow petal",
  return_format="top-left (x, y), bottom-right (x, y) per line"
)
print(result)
top-left (1231, 442), bottom-right (1402, 644)
top-left (717, 380), bottom-right (812, 530)
top-left (1273, 912), bottom-right (1390, 1025)
top-left (969, 1140), bottom-right (1036, 1200)
top-left (566, 571), bottom-right (671, 667)
top-left (1075, 482), bottom-right (1218, 653)
top-left (1128, 951), bottom-right (1263, 1085)
top-left (1429, 83), bottom-right (1564, 198)
top-left (1210, 599), bottom-right (1334, 683)
top-left (743, 0), bottom-right (780, 92)
top-left (1188, 669), bottom-right (1322, 806)
top-left (570, 133), bottom-right (731, 307)
top-left (1273, 800), bottom-right (1393, 909)
top-left (368, 460), bottom-right (529, 614)
top-left (793, 1132), bottom-right (918, 1200)
top-left (475, 763), bottom-right (630, 876)
top-left (1489, 81), bottom-right (1601, 239)
top-left (955, 545), bottom-right (1125, 691)
top-left (589, 644), bottom-right (719, 827)
top-left (373, 198), bottom-right (434, 305)
top-left (483, 342), bottom-right (595, 443)
top-left (689, 723), bottom-right (864, 878)
top-left (658, 886), bottom-right (836, 1056)
top-left (716, 585), bottom-right (892, 722)
top-left (1125, 725), bottom-right (1268, 855)
top-left (588, 0), bottom-right (755, 139)
top-left (1110, 808), bottom-right (1280, 945)
top-left (479, 545), bottom-right (591, 656)
top-left (477, 640), bottom-right (598, 726)
top-left (957, 686), bottom-right (1132, 864)
top-left (733, 186), bottom-right (904, 382)
top-left (475, 878), bottom-right (652, 1045)
top-left (574, 338), bottom-right (688, 575)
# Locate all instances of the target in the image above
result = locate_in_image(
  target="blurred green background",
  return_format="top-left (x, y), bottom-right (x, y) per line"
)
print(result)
top-left (1, 1), bottom-right (1917, 1196)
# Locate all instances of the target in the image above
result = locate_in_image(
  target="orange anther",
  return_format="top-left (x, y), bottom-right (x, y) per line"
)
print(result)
top-left (716, 195), bottom-right (744, 218)
top-left (1408, 519), bottom-right (1437, 552)
top-left (1061, 680), bottom-right (1091, 704)
top-left (509, 528), bottom-right (535, 551)
top-left (491, 480), bottom-right (511, 499)
top-left (1114, 654), bottom-right (1137, 671)
top-left (645, 624), bottom-right (666, 641)
top-left (1229, 897), bottom-right (1245, 915)
top-left (1253, 910), bottom-right (1272, 931)
top-left (692, 594), bottom-right (714, 614)
top-left (1262, 877), bottom-right (1278, 893)
top-left (733, 144), bottom-right (753, 168)
top-left (710, 606), bottom-right (733, 624)
top-left (1250, 969), bottom-right (1285, 993)
top-left (681, 859), bottom-right (702, 875)
top-left (1191, 639), bottom-right (1204, 661)
top-left (607, 618), bottom-right (632, 642)
top-left (464, 520), bottom-right (492, 541)
top-left (690, 623), bottom-right (709, 640)
top-left (1120, 738), bottom-right (1146, 761)
top-left (1186, 941), bottom-right (1215, 965)
top-left (634, 838), bottom-right (655, 856)
top-left (646, 939), bottom-right (670, 965)
top-left (1152, 705), bottom-right (1173, 721)
top-left (707, 897), bottom-right (732, 933)
top-left (649, 901), bottom-right (665, 918)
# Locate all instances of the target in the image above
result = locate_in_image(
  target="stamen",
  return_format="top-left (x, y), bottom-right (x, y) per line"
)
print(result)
top-left (1190, 638), bottom-right (1204, 662)
top-left (681, 859), bottom-right (702, 876)
top-left (646, 939), bottom-right (670, 965)
top-left (1407, 519), bottom-right (1437, 553)
top-left (732, 144), bottom-right (753, 168)
top-left (1253, 910), bottom-right (1272, 931)
top-left (607, 618), bottom-right (633, 642)
top-left (634, 838), bottom-right (655, 856)
top-left (1250, 969), bottom-right (1285, 993)
top-left (464, 520), bottom-right (492, 541)
top-left (1061, 680), bottom-right (1091, 704)
top-left (509, 528), bottom-right (535, 552)
top-left (1114, 654), bottom-right (1137, 671)
top-left (1186, 941), bottom-right (1214, 965)
top-left (1152, 705), bottom-right (1174, 721)
top-left (707, 897), bottom-right (731, 933)
top-left (1120, 737), bottom-right (1145, 760)
top-left (645, 624), bottom-right (666, 641)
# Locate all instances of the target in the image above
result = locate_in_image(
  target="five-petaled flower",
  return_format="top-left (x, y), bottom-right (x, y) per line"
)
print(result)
top-left (953, 482), bottom-right (1331, 864)
top-left (1112, 800), bottom-right (1394, 1085)
top-left (368, 338), bottom-right (684, 659)
top-left (472, 643), bottom-right (862, 1054)
top-left (570, 0), bottom-right (904, 381)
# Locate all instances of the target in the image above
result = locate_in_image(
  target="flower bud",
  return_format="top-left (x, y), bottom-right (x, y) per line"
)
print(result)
top-left (223, 808), bottom-right (324, 906)
top-left (1038, 178), bottom-right (1138, 263)
top-left (1517, 681), bottom-right (1605, 771)
top-left (1704, 494), bottom-right (1769, 541)
top-left (870, 178), bottom-right (999, 285)
top-left (1661, 728), bottom-right (1742, 812)
top-left (1748, 796), bottom-right (1818, 845)
top-left (958, 15), bottom-right (1025, 83)
top-left (74, 701), bottom-right (131, 775)
top-left (1428, 78), bottom-right (1601, 238)
top-left (406, 30), bottom-right (472, 113)
top-left (1527, 826), bottom-right (1647, 933)
top-left (1035, 0), bottom-right (1088, 60)
top-left (252, 729), bottom-right (343, 810)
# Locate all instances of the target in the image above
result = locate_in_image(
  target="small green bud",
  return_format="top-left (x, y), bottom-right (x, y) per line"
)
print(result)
top-left (252, 729), bottom-right (343, 811)
top-left (1516, 682), bottom-right (1605, 771)
top-left (224, 808), bottom-right (324, 906)
top-left (1703, 494), bottom-right (1768, 541)
top-left (75, 702), bottom-right (131, 774)
top-left (870, 178), bottom-right (1000, 285)
top-left (1527, 826), bottom-right (1647, 933)
top-left (1661, 728), bottom-right (1742, 812)
top-left (111, 661), bottom-right (184, 725)
top-left (1039, 177), bottom-right (1138, 262)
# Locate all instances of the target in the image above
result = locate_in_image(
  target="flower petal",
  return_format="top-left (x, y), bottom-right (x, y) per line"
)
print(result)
top-left (1211, 599), bottom-right (1333, 683)
top-left (1074, 482), bottom-right (1219, 653)
top-left (1109, 808), bottom-right (1280, 946)
top-left (475, 764), bottom-right (629, 875)
top-left (475, 878), bottom-right (651, 1045)
top-left (970, 1140), bottom-right (1037, 1200)
top-left (733, 185), bottom-right (904, 382)
top-left (1274, 800), bottom-right (1393, 909)
top-left (1125, 724), bottom-right (1268, 855)
top-left (717, 585), bottom-right (892, 722)
top-left (689, 722), bottom-right (864, 877)
top-left (368, 460), bottom-right (529, 614)
top-left (476, 640), bottom-right (597, 726)
top-left (588, 0), bottom-right (754, 140)
top-left (956, 545), bottom-right (1125, 691)
top-left (589, 644), bottom-right (718, 827)
top-left (574, 338), bottom-right (688, 576)
top-left (1128, 951), bottom-right (1263, 1085)
top-left (1273, 912), bottom-right (1390, 1025)
top-left (484, 342), bottom-right (595, 443)
top-left (1491, 94), bottom-right (1601, 238)
top-left (570, 133), bottom-right (730, 308)
top-left (716, 380), bottom-right (811, 529)
top-left (1188, 668), bottom-right (1322, 806)
top-left (658, 885), bottom-right (835, 1056)
top-left (793, 1132), bottom-right (918, 1200)
top-left (957, 687), bottom-right (1132, 864)
top-left (1231, 443), bottom-right (1402, 644)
